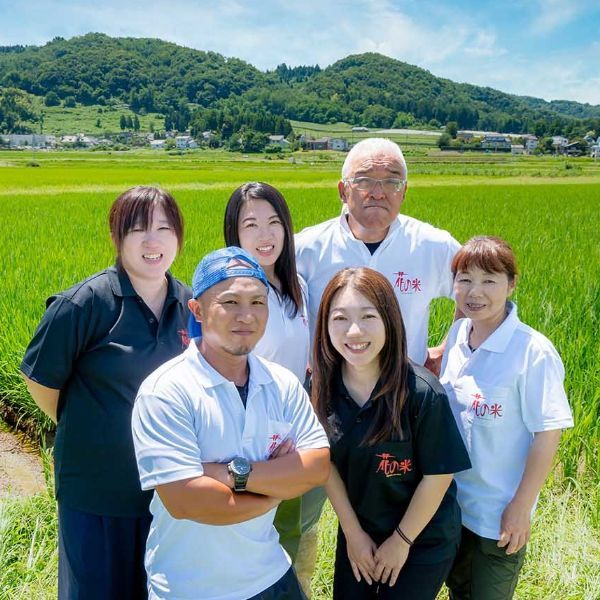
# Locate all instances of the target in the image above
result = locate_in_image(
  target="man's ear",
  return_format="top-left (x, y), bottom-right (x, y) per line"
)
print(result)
top-left (188, 298), bottom-right (202, 322)
top-left (338, 180), bottom-right (348, 204)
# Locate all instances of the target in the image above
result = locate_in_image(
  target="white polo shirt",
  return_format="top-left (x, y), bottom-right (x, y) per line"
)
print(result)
top-left (253, 276), bottom-right (310, 383)
top-left (440, 302), bottom-right (573, 540)
top-left (295, 213), bottom-right (460, 364)
top-left (132, 342), bottom-right (329, 600)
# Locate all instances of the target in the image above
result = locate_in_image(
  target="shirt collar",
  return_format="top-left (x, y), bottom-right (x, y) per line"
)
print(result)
top-left (108, 264), bottom-right (188, 304)
top-left (459, 301), bottom-right (520, 354)
top-left (107, 264), bottom-right (137, 297)
top-left (185, 342), bottom-right (274, 389)
top-left (338, 212), bottom-right (400, 243)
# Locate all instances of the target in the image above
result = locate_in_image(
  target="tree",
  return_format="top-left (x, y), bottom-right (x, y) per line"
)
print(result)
top-left (95, 118), bottom-right (101, 128)
top-left (133, 114), bottom-right (140, 132)
top-left (437, 133), bottom-right (451, 149)
top-left (120, 114), bottom-right (127, 130)
top-left (445, 121), bottom-right (458, 139)
top-left (126, 115), bottom-right (133, 129)
top-left (44, 91), bottom-right (60, 107)
top-left (63, 96), bottom-right (76, 108)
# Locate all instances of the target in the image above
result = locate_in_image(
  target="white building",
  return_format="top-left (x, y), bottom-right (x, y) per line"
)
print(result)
top-left (329, 137), bottom-right (348, 151)
top-left (267, 135), bottom-right (290, 148)
top-left (175, 135), bottom-right (198, 149)
top-left (0, 134), bottom-right (56, 149)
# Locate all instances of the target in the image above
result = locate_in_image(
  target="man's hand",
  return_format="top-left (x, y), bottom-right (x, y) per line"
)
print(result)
top-left (373, 533), bottom-right (410, 586)
top-left (269, 438), bottom-right (295, 459)
top-left (424, 344), bottom-right (445, 377)
top-left (497, 499), bottom-right (531, 554)
top-left (345, 527), bottom-right (378, 585)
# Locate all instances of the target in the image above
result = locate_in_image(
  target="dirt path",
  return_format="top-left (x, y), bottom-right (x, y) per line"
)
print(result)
top-left (0, 425), bottom-right (46, 498)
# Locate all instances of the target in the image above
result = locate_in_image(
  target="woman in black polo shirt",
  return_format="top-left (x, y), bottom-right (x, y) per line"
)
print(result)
top-left (312, 267), bottom-right (470, 599)
top-left (21, 186), bottom-right (191, 600)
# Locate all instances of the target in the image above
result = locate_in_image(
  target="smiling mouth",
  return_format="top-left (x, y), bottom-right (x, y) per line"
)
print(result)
top-left (143, 253), bottom-right (162, 261)
top-left (345, 342), bottom-right (370, 351)
top-left (256, 245), bottom-right (275, 253)
top-left (466, 303), bottom-right (486, 310)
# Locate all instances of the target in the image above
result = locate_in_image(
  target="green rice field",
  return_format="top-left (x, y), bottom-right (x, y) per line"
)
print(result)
top-left (1, 149), bottom-right (599, 598)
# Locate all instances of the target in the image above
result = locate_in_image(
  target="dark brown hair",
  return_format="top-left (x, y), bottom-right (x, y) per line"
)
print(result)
top-left (312, 267), bottom-right (409, 446)
top-left (224, 182), bottom-right (302, 317)
top-left (452, 236), bottom-right (518, 282)
top-left (109, 186), bottom-right (184, 253)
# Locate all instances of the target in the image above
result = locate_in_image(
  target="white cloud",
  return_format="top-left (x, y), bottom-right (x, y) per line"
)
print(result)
top-left (0, 0), bottom-right (597, 105)
top-left (530, 0), bottom-right (582, 35)
top-left (464, 31), bottom-right (507, 58)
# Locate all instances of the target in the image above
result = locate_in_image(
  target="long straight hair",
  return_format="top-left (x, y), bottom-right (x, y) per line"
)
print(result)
top-left (224, 182), bottom-right (302, 317)
top-left (312, 267), bottom-right (410, 445)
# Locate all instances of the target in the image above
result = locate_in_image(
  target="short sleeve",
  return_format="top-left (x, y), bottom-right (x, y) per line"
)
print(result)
top-left (132, 389), bottom-right (204, 490)
top-left (519, 345), bottom-right (573, 433)
top-left (415, 389), bottom-right (471, 475)
top-left (20, 296), bottom-right (90, 389)
top-left (441, 236), bottom-right (461, 300)
top-left (283, 377), bottom-right (329, 452)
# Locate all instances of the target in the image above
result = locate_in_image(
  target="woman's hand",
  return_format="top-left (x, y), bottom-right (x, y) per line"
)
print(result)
top-left (345, 527), bottom-right (378, 584)
top-left (497, 499), bottom-right (531, 554)
top-left (373, 532), bottom-right (410, 586)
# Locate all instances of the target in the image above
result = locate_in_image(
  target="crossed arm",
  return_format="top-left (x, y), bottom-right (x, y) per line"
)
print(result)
top-left (157, 442), bottom-right (330, 525)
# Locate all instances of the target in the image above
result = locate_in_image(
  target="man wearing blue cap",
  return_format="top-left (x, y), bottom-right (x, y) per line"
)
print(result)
top-left (132, 247), bottom-right (330, 600)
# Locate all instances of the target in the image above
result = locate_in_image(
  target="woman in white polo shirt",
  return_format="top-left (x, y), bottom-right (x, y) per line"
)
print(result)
top-left (440, 236), bottom-right (574, 600)
top-left (223, 181), bottom-right (314, 591)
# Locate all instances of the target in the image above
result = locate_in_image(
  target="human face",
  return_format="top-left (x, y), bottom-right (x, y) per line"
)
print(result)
top-left (339, 151), bottom-right (407, 242)
top-left (328, 285), bottom-right (386, 373)
top-left (454, 267), bottom-right (515, 329)
top-left (189, 276), bottom-right (268, 361)
top-left (237, 199), bottom-right (285, 279)
top-left (118, 205), bottom-right (178, 283)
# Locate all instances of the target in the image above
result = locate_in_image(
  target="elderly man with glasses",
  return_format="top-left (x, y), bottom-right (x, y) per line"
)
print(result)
top-left (296, 137), bottom-right (461, 374)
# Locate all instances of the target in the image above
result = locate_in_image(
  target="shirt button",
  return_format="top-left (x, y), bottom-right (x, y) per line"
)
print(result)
top-left (356, 417), bottom-right (362, 423)
top-left (149, 317), bottom-right (155, 324)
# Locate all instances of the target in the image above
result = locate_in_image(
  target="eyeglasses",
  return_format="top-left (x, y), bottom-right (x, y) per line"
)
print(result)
top-left (344, 176), bottom-right (406, 193)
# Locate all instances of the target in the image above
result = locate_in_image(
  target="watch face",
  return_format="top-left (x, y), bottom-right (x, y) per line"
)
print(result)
top-left (231, 457), bottom-right (251, 476)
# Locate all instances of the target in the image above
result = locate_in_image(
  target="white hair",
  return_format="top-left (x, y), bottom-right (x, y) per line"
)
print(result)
top-left (341, 138), bottom-right (408, 179)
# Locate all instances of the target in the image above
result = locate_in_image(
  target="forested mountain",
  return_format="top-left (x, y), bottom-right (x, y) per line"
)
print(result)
top-left (1, 33), bottom-right (598, 137)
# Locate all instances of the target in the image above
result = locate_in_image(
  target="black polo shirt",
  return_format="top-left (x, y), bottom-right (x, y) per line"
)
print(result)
top-left (21, 265), bottom-right (191, 517)
top-left (329, 363), bottom-right (471, 564)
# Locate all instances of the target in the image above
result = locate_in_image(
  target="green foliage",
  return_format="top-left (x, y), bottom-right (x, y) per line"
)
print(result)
top-left (0, 88), bottom-right (37, 133)
top-left (438, 132), bottom-right (452, 148)
top-left (1, 35), bottom-right (599, 136)
top-left (446, 121), bottom-right (458, 138)
top-left (43, 91), bottom-right (59, 107)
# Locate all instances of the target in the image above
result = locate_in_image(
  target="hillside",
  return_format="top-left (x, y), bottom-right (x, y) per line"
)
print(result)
top-left (1, 33), bottom-right (599, 137)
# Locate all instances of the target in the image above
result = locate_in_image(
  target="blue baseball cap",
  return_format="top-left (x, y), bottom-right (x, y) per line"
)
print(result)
top-left (191, 246), bottom-right (269, 299)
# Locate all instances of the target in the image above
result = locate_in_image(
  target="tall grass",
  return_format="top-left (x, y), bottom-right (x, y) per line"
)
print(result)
top-left (0, 153), bottom-right (598, 598)
top-left (1, 482), bottom-right (597, 600)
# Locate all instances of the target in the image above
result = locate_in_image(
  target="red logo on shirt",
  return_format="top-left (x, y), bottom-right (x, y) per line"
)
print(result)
top-left (268, 434), bottom-right (282, 455)
top-left (178, 329), bottom-right (191, 348)
top-left (393, 272), bottom-right (422, 294)
top-left (469, 393), bottom-right (503, 419)
top-left (375, 453), bottom-right (413, 478)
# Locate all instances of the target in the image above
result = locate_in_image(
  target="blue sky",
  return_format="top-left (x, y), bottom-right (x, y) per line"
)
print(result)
top-left (1, 0), bottom-right (599, 105)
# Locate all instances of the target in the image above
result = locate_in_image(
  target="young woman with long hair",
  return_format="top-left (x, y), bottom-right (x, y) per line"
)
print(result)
top-left (313, 267), bottom-right (470, 599)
